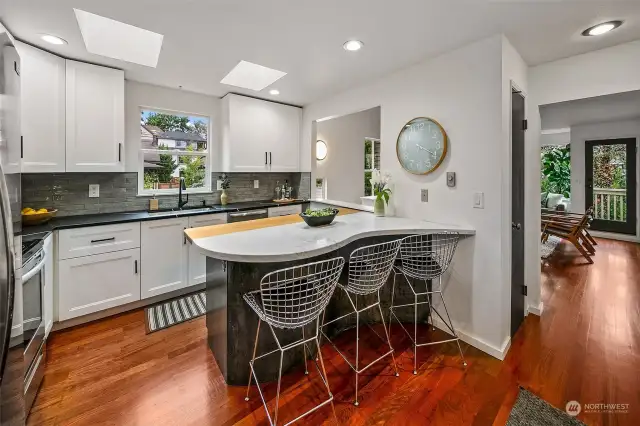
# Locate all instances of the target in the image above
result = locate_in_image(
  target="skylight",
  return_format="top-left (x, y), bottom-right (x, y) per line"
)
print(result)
top-left (74, 9), bottom-right (164, 68)
top-left (220, 60), bottom-right (286, 91)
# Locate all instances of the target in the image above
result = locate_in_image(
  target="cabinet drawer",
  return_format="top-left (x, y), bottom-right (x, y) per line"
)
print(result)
top-left (188, 213), bottom-right (227, 228)
top-left (268, 205), bottom-right (302, 217)
top-left (58, 222), bottom-right (141, 260)
top-left (58, 248), bottom-right (140, 321)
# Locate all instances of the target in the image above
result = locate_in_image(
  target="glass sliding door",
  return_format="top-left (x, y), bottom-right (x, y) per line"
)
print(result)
top-left (585, 138), bottom-right (637, 234)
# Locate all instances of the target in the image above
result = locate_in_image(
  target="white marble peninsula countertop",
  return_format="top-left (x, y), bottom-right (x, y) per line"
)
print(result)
top-left (184, 209), bottom-right (475, 263)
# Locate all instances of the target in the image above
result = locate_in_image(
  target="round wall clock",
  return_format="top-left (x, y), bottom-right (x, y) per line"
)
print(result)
top-left (396, 117), bottom-right (448, 175)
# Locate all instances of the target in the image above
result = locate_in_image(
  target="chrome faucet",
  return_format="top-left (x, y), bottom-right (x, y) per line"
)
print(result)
top-left (178, 176), bottom-right (189, 209)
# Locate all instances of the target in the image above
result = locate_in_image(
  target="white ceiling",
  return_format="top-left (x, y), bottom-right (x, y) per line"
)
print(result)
top-left (2, 0), bottom-right (640, 106)
top-left (540, 90), bottom-right (640, 130)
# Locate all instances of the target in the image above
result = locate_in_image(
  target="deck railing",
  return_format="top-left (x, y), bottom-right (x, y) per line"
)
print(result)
top-left (593, 188), bottom-right (627, 222)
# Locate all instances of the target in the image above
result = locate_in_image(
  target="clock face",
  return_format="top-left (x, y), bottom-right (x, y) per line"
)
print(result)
top-left (396, 117), bottom-right (448, 175)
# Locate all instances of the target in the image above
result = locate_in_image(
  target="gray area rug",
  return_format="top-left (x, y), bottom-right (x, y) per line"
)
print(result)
top-left (145, 291), bottom-right (206, 333)
top-left (507, 388), bottom-right (586, 426)
top-left (541, 236), bottom-right (562, 259)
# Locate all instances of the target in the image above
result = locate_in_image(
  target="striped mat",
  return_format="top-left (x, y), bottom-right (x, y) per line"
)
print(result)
top-left (145, 291), bottom-right (206, 333)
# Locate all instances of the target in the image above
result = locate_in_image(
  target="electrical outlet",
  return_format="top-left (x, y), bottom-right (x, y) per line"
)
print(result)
top-left (89, 184), bottom-right (100, 198)
top-left (421, 189), bottom-right (428, 202)
top-left (216, 180), bottom-right (223, 190)
top-left (254, 180), bottom-right (259, 189)
top-left (473, 192), bottom-right (484, 209)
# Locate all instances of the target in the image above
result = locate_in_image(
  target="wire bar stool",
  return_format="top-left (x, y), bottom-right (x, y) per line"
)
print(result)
top-left (244, 257), bottom-right (345, 426)
top-left (318, 240), bottom-right (401, 406)
top-left (388, 232), bottom-right (466, 374)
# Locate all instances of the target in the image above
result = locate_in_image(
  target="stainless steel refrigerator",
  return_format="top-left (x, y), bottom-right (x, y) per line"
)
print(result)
top-left (0, 25), bottom-right (24, 426)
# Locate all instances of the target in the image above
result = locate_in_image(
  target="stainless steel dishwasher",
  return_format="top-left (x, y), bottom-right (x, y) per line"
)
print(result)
top-left (227, 209), bottom-right (269, 223)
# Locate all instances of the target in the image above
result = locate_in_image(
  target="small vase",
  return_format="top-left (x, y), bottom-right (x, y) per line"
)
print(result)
top-left (374, 197), bottom-right (385, 217)
top-left (220, 189), bottom-right (228, 206)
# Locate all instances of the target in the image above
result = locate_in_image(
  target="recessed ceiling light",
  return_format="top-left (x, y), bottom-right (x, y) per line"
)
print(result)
top-left (269, 89), bottom-right (280, 95)
top-left (40, 34), bottom-right (67, 45)
top-left (582, 20), bottom-right (623, 36)
top-left (74, 9), bottom-right (164, 67)
top-left (343, 40), bottom-right (363, 51)
top-left (221, 60), bottom-right (287, 91)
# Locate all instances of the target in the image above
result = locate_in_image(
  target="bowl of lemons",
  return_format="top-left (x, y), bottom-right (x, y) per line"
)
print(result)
top-left (21, 207), bottom-right (58, 226)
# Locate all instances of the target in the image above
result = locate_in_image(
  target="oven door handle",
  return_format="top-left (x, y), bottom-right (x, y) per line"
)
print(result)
top-left (22, 256), bottom-right (46, 282)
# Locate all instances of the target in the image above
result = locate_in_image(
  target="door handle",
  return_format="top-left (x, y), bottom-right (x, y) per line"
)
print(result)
top-left (512, 222), bottom-right (522, 230)
top-left (265, 152), bottom-right (268, 165)
top-left (118, 143), bottom-right (122, 162)
top-left (134, 260), bottom-right (138, 274)
top-left (183, 227), bottom-right (187, 245)
top-left (269, 152), bottom-right (272, 165)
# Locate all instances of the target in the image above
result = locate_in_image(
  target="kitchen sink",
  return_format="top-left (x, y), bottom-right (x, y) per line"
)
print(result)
top-left (146, 207), bottom-right (224, 217)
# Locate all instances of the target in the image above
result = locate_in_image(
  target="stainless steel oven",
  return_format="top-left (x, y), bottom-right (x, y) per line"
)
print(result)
top-left (21, 238), bottom-right (46, 413)
top-left (227, 209), bottom-right (269, 223)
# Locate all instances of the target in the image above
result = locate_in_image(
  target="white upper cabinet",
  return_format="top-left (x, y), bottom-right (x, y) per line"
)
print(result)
top-left (17, 42), bottom-right (66, 173)
top-left (65, 60), bottom-right (124, 172)
top-left (0, 45), bottom-right (22, 175)
top-left (222, 94), bottom-right (300, 173)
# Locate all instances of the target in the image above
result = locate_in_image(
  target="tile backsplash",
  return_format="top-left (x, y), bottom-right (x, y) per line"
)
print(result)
top-left (22, 172), bottom-right (311, 217)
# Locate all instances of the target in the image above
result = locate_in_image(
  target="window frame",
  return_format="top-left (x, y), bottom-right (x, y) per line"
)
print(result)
top-left (364, 137), bottom-right (380, 196)
top-left (137, 107), bottom-right (212, 196)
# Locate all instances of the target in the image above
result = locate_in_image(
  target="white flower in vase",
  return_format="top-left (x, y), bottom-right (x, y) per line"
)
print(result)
top-left (370, 169), bottom-right (392, 216)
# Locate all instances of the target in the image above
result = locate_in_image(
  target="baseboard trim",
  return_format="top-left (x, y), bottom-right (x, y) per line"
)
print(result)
top-left (429, 316), bottom-right (511, 361)
top-left (527, 301), bottom-right (543, 316)
top-left (589, 230), bottom-right (639, 243)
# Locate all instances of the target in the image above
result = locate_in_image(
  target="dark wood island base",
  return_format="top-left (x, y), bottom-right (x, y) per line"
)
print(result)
top-left (205, 235), bottom-right (431, 386)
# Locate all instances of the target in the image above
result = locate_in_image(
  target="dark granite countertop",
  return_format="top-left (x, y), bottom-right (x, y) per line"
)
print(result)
top-left (20, 199), bottom-right (309, 236)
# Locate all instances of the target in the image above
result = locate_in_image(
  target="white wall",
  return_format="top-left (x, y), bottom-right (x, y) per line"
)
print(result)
top-left (569, 119), bottom-right (640, 238)
top-left (124, 81), bottom-right (221, 172)
top-left (529, 40), bottom-right (640, 106)
top-left (303, 35), bottom-right (513, 357)
top-left (316, 107), bottom-right (380, 204)
top-left (540, 130), bottom-right (570, 146)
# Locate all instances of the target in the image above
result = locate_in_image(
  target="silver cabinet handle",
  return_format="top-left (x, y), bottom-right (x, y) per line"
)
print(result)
top-left (229, 210), bottom-right (267, 218)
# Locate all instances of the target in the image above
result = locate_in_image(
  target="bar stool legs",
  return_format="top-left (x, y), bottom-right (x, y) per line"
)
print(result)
top-left (245, 316), bottom-right (337, 425)
top-left (389, 271), bottom-right (467, 375)
top-left (320, 288), bottom-right (399, 406)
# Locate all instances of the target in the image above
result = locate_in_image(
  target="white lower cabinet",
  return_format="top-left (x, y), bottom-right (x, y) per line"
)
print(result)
top-left (43, 234), bottom-right (54, 337)
top-left (188, 213), bottom-right (227, 285)
top-left (141, 217), bottom-right (189, 299)
top-left (58, 248), bottom-right (140, 321)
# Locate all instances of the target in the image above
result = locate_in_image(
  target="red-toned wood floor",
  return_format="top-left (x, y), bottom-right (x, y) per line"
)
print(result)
top-left (27, 238), bottom-right (639, 425)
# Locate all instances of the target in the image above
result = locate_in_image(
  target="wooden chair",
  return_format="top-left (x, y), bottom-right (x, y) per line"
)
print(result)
top-left (541, 207), bottom-right (595, 263)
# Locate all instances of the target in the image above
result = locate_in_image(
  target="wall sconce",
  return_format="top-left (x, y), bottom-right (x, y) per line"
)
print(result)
top-left (316, 140), bottom-right (327, 160)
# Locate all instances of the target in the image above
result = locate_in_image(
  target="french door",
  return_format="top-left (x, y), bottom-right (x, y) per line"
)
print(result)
top-left (585, 138), bottom-right (637, 235)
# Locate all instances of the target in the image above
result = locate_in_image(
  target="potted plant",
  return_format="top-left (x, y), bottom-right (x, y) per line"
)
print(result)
top-left (370, 169), bottom-right (392, 217)
top-left (219, 173), bottom-right (230, 205)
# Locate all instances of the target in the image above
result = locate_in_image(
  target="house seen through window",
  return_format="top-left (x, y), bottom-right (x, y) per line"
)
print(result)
top-left (139, 109), bottom-right (211, 194)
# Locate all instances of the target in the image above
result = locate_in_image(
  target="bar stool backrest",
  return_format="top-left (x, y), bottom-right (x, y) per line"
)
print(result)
top-left (260, 257), bottom-right (345, 329)
top-left (346, 239), bottom-right (402, 295)
top-left (399, 232), bottom-right (460, 280)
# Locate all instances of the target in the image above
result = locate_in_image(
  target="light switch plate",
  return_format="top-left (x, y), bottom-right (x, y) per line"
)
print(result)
top-left (473, 192), bottom-right (484, 209)
top-left (254, 180), bottom-right (259, 189)
top-left (89, 184), bottom-right (99, 198)
top-left (421, 189), bottom-right (428, 203)
top-left (446, 172), bottom-right (456, 188)
top-left (216, 180), bottom-right (223, 190)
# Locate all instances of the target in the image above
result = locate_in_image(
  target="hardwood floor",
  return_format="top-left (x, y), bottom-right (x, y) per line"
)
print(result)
top-left (28, 238), bottom-right (640, 425)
